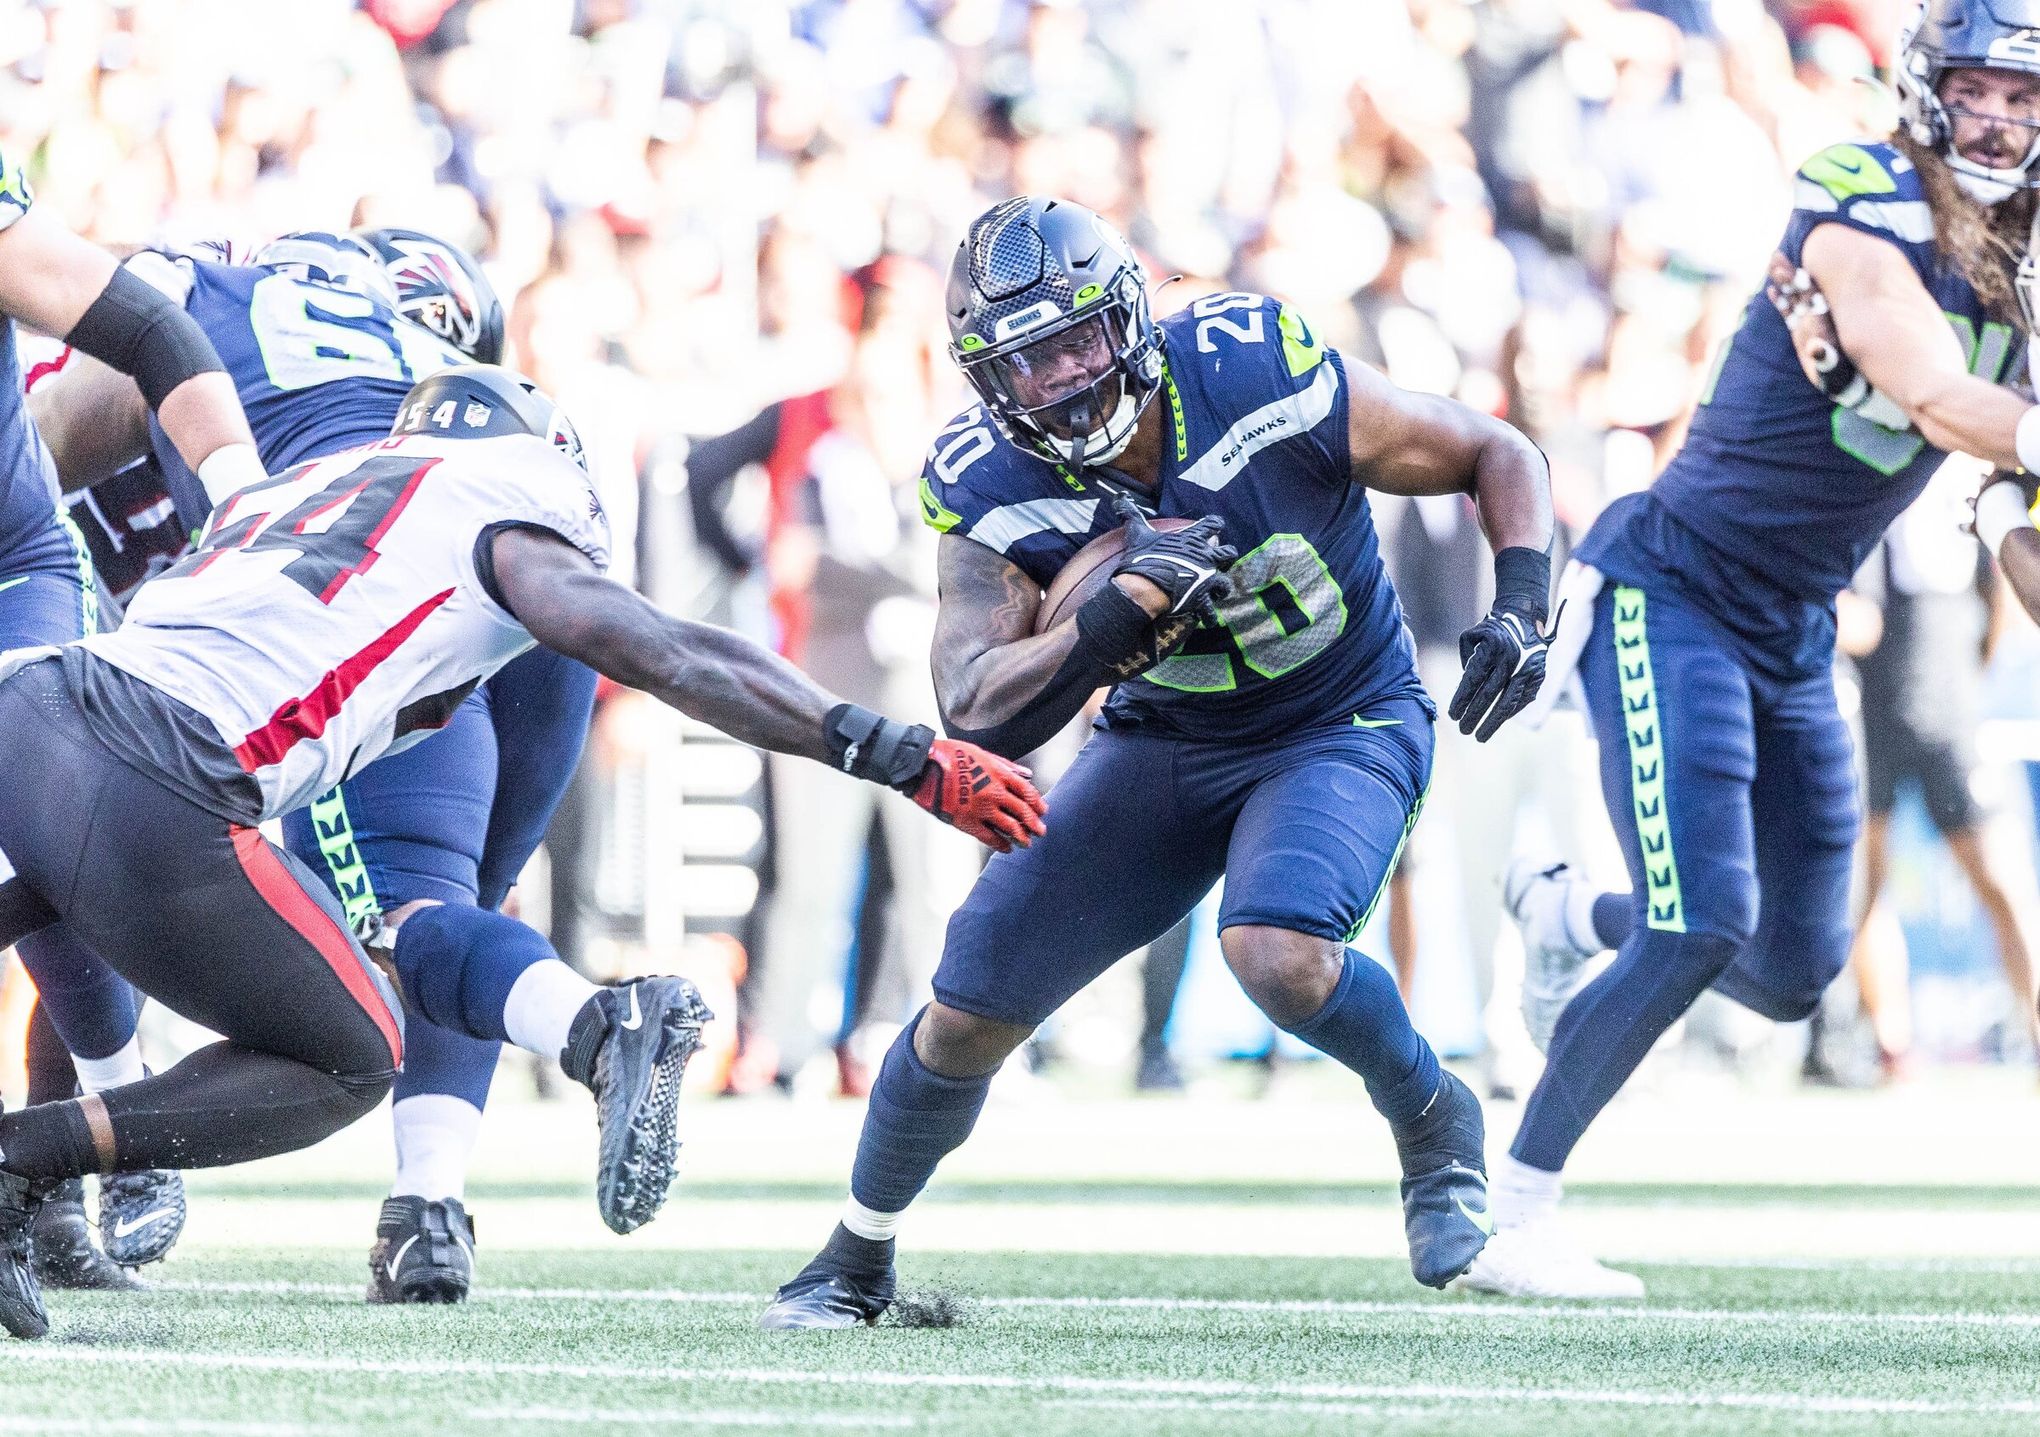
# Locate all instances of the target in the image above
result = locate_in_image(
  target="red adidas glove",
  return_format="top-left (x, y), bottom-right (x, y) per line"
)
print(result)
top-left (910, 739), bottom-right (1048, 853)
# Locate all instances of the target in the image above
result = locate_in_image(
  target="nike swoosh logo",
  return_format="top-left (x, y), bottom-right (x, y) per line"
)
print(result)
top-left (0, 577), bottom-right (30, 596)
top-left (620, 985), bottom-right (645, 1031)
top-left (1352, 715), bottom-right (1404, 728)
top-left (1831, 158), bottom-right (1863, 174)
top-left (1451, 1176), bottom-right (1495, 1236)
top-left (386, 1231), bottom-right (420, 1282)
top-left (112, 1208), bottom-right (176, 1240)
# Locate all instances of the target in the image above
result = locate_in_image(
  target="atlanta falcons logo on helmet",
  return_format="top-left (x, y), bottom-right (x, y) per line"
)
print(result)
top-left (354, 227), bottom-right (506, 364)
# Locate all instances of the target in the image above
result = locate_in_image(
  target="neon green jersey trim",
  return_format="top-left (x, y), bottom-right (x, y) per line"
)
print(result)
top-left (54, 503), bottom-right (97, 637)
top-left (1348, 781), bottom-right (1428, 943)
top-left (1611, 586), bottom-right (1684, 932)
top-left (1159, 355), bottom-right (1188, 462)
top-left (1277, 303), bottom-right (1325, 378)
top-left (919, 475), bottom-right (963, 533)
top-left (308, 788), bottom-right (381, 928)
top-left (1801, 144), bottom-right (1897, 202)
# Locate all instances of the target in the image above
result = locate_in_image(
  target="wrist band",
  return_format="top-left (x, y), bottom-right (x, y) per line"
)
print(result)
top-left (1492, 546), bottom-right (1551, 624)
top-left (1073, 581), bottom-right (1157, 674)
top-left (196, 443), bottom-right (267, 506)
top-left (824, 703), bottom-right (934, 791)
top-left (1976, 480), bottom-right (2035, 557)
top-left (2016, 405), bottom-right (2040, 475)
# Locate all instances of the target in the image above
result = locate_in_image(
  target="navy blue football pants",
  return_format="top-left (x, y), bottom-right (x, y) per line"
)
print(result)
top-left (1512, 583), bottom-right (1857, 1171)
top-left (0, 511), bottom-right (142, 1063)
top-left (281, 645), bottom-right (598, 1109)
top-left (935, 696), bottom-right (1433, 1029)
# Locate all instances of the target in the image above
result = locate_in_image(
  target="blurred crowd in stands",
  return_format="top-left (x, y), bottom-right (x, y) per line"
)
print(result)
top-left (15, 0), bottom-right (2040, 1102)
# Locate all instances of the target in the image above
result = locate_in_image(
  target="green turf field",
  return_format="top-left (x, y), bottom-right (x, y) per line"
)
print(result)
top-left (6, 1071), bottom-right (2040, 1435)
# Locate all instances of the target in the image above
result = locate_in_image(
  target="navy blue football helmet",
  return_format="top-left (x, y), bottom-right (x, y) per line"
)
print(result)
top-left (1899, 0), bottom-right (2040, 202)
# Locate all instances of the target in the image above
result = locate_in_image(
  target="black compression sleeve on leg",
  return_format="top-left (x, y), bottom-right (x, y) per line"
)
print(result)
top-left (0, 1100), bottom-right (95, 1184)
top-left (23, 1001), bottom-right (77, 1110)
top-left (62, 265), bottom-right (225, 410)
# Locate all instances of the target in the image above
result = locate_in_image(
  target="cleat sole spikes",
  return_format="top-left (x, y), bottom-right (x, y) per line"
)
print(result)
top-left (592, 979), bottom-right (712, 1235)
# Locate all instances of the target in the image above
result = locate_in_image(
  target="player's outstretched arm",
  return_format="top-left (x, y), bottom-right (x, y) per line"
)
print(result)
top-left (1344, 361), bottom-right (1555, 740)
top-left (1802, 224), bottom-right (2033, 471)
top-left (0, 210), bottom-right (264, 497)
top-left (492, 526), bottom-right (1046, 850)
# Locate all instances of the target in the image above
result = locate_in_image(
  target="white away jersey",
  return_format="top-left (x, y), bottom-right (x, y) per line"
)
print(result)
top-left (78, 431), bottom-right (608, 819)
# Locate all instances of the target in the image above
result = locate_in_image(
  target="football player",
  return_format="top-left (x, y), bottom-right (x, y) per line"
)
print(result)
top-left (759, 196), bottom-right (1553, 1329)
top-left (1471, 0), bottom-right (2040, 1299)
top-left (33, 227), bottom-right (580, 1300)
top-left (0, 363), bottom-right (1042, 1340)
top-left (0, 147), bottom-right (272, 1288)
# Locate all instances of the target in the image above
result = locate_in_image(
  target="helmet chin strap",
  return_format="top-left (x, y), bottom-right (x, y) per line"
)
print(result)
top-left (1953, 162), bottom-right (2027, 205)
top-left (1065, 397), bottom-right (1095, 473)
top-left (1045, 388), bottom-right (1139, 469)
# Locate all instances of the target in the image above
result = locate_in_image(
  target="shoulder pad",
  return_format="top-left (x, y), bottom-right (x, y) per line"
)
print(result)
top-left (918, 403), bottom-right (1083, 539)
top-left (1794, 143), bottom-right (1933, 242)
top-left (124, 250), bottom-right (197, 305)
top-left (1161, 293), bottom-right (1331, 393)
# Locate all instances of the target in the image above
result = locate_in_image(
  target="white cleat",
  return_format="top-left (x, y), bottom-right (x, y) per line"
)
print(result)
top-left (1504, 857), bottom-right (1597, 1053)
top-left (1453, 1217), bottom-right (1646, 1301)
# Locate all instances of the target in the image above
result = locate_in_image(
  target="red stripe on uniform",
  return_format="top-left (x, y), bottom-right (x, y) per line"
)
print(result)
top-left (23, 346), bottom-right (73, 392)
top-left (229, 826), bottom-right (402, 1065)
top-left (232, 587), bottom-right (455, 772)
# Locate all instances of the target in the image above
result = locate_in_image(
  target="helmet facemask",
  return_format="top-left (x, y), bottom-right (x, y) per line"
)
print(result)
top-left (947, 198), bottom-right (1164, 472)
top-left (956, 271), bottom-right (1160, 470)
top-left (1899, 9), bottom-right (2040, 205)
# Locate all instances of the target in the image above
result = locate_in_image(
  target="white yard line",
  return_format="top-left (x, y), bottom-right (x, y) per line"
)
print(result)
top-left (153, 1278), bottom-right (2040, 1330)
top-left (468, 1409), bottom-right (912, 1430)
top-left (7, 1345), bottom-right (2039, 1418)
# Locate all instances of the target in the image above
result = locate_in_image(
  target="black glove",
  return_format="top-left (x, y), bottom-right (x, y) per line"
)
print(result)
top-left (1108, 495), bottom-right (1237, 623)
top-left (1449, 546), bottom-right (1549, 743)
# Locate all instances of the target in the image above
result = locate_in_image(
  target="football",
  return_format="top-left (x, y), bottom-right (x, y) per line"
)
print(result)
top-left (1033, 516), bottom-right (1193, 634)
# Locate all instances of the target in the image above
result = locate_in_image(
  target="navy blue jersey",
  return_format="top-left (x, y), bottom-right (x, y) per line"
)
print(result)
top-left (921, 292), bottom-right (1427, 743)
top-left (0, 150), bottom-right (69, 572)
top-left (1580, 141), bottom-right (2015, 669)
top-left (147, 257), bottom-right (468, 527)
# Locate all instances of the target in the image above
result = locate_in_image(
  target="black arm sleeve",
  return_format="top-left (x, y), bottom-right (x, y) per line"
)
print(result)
top-left (62, 265), bottom-right (225, 410)
top-left (685, 404), bottom-right (783, 575)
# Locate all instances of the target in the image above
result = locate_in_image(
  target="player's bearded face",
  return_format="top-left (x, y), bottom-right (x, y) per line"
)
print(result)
top-left (998, 315), bottom-right (1124, 441)
top-left (1939, 67), bottom-right (2040, 174)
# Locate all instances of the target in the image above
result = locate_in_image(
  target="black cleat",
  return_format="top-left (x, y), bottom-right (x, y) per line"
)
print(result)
top-left (366, 1196), bottom-right (475, 1304)
top-left (1392, 1069), bottom-right (1494, 1289)
top-left (0, 1170), bottom-right (49, 1338)
top-left (560, 977), bottom-right (714, 1235)
top-left (98, 1168), bottom-right (186, 1268)
top-left (760, 1223), bottom-right (897, 1330)
top-left (32, 1180), bottom-right (144, 1292)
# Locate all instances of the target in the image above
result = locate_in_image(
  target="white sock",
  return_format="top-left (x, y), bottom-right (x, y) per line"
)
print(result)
top-left (502, 959), bottom-right (602, 1059)
top-left (389, 1094), bottom-right (484, 1202)
top-left (1492, 1153), bottom-right (1564, 1229)
top-left (1562, 880), bottom-right (1607, 957)
top-left (74, 1035), bottom-right (145, 1093)
top-left (841, 1194), bottom-right (903, 1242)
